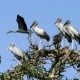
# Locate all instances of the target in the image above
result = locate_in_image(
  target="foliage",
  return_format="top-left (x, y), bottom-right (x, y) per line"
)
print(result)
top-left (0, 34), bottom-right (80, 80)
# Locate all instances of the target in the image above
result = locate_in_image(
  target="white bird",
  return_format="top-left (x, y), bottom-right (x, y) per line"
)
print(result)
top-left (63, 20), bottom-right (80, 49)
top-left (7, 42), bottom-right (25, 64)
top-left (55, 18), bottom-right (72, 47)
top-left (30, 21), bottom-right (50, 49)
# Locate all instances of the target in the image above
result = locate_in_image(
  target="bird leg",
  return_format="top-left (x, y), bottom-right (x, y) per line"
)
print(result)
top-left (12, 59), bottom-right (20, 66)
top-left (63, 36), bottom-right (65, 46)
top-left (74, 41), bottom-right (78, 50)
top-left (39, 38), bottom-right (42, 50)
top-left (72, 39), bottom-right (74, 50)
top-left (72, 34), bottom-right (74, 50)
top-left (62, 36), bottom-right (65, 48)
top-left (68, 43), bottom-right (71, 48)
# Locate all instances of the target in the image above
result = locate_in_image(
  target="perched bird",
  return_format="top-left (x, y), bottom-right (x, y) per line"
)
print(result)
top-left (7, 42), bottom-right (25, 64)
top-left (55, 18), bottom-right (72, 47)
top-left (53, 33), bottom-right (62, 48)
top-left (7, 15), bottom-right (31, 35)
top-left (64, 20), bottom-right (80, 49)
top-left (30, 21), bottom-right (50, 49)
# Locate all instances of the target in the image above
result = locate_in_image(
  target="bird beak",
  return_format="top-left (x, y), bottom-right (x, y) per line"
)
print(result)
top-left (30, 25), bottom-right (33, 28)
top-left (30, 23), bottom-right (34, 28)
top-left (63, 22), bottom-right (67, 26)
top-left (30, 25), bottom-right (32, 28)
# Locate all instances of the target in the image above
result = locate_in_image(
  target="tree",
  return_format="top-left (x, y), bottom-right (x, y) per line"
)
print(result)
top-left (0, 33), bottom-right (80, 80)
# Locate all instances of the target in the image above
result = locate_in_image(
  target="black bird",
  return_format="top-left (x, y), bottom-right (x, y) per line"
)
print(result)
top-left (7, 15), bottom-right (31, 34)
top-left (53, 33), bottom-right (62, 48)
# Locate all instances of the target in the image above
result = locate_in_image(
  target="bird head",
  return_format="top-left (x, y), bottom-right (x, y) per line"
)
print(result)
top-left (55, 18), bottom-right (62, 24)
top-left (30, 21), bottom-right (38, 28)
top-left (7, 42), bottom-right (15, 51)
top-left (64, 20), bottom-right (70, 26)
top-left (10, 42), bottom-right (15, 47)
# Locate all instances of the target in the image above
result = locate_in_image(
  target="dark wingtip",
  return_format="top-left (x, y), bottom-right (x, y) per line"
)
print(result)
top-left (17, 14), bottom-right (20, 18)
top-left (79, 33), bottom-right (80, 37)
top-left (47, 37), bottom-right (50, 42)
top-left (17, 14), bottom-right (19, 16)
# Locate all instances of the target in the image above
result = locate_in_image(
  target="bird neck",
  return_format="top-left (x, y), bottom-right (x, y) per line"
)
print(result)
top-left (56, 22), bottom-right (61, 26)
top-left (56, 22), bottom-right (63, 31)
top-left (8, 46), bottom-right (14, 51)
top-left (32, 25), bottom-right (36, 30)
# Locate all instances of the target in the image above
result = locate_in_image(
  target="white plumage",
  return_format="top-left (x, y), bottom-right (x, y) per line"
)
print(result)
top-left (30, 21), bottom-right (50, 41)
top-left (55, 18), bottom-right (72, 47)
top-left (66, 25), bottom-right (79, 37)
top-left (7, 42), bottom-right (24, 60)
top-left (30, 21), bottom-right (50, 49)
top-left (55, 18), bottom-right (71, 36)
top-left (55, 21), bottom-right (63, 32)
top-left (64, 20), bottom-right (80, 49)
top-left (33, 27), bottom-right (45, 36)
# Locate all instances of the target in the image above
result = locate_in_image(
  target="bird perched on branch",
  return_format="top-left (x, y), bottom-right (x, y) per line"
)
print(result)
top-left (7, 42), bottom-right (25, 64)
top-left (53, 33), bottom-right (62, 48)
top-left (7, 15), bottom-right (31, 35)
top-left (55, 18), bottom-right (72, 47)
top-left (64, 20), bottom-right (80, 49)
top-left (30, 21), bottom-right (50, 49)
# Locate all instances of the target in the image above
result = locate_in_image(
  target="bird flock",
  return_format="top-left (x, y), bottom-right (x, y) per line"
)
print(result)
top-left (7, 15), bottom-right (80, 64)
top-left (55, 18), bottom-right (80, 49)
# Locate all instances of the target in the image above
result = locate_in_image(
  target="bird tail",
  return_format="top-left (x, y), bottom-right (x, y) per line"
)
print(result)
top-left (44, 32), bottom-right (50, 42)
top-left (21, 53), bottom-right (26, 63)
top-left (78, 33), bottom-right (80, 38)
top-left (78, 34), bottom-right (80, 44)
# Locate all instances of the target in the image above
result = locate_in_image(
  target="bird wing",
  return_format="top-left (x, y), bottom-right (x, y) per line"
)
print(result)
top-left (56, 23), bottom-right (72, 43)
top-left (64, 33), bottom-right (72, 43)
top-left (56, 23), bottom-right (63, 31)
top-left (69, 25), bottom-right (79, 37)
top-left (64, 25), bottom-right (79, 36)
top-left (44, 31), bottom-right (50, 41)
top-left (34, 27), bottom-right (50, 41)
top-left (12, 47), bottom-right (24, 57)
top-left (13, 54), bottom-right (22, 60)
top-left (64, 25), bottom-right (80, 43)
top-left (34, 27), bottom-right (45, 35)
top-left (62, 26), bottom-right (70, 35)
top-left (17, 15), bottom-right (27, 31)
